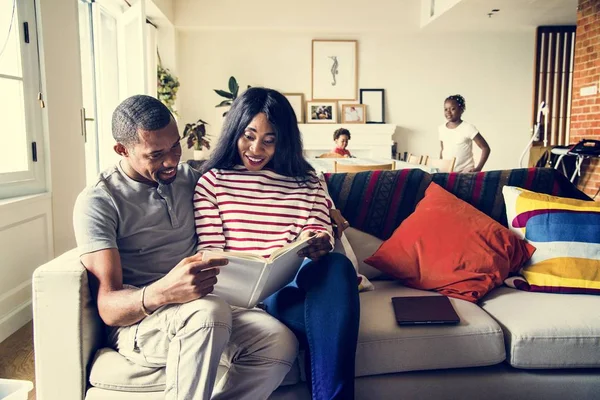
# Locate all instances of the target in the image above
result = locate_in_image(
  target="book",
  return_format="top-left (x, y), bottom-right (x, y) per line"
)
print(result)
top-left (202, 236), bottom-right (312, 308)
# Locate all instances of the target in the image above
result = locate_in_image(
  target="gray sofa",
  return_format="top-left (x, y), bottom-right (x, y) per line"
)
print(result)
top-left (32, 168), bottom-right (600, 399)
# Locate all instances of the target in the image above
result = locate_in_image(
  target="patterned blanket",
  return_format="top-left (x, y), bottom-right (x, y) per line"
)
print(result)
top-left (323, 168), bottom-right (591, 241)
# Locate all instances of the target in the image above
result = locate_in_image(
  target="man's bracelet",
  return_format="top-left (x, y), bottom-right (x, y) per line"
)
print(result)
top-left (140, 286), bottom-right (153, 317)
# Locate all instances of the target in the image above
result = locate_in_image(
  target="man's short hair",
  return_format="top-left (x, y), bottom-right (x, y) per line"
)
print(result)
top-left (112, 95), bottom-right (173, 146)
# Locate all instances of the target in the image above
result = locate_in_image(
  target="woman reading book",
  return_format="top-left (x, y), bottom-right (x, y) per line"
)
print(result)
top-left (193, 87), bottom-right (359, 400)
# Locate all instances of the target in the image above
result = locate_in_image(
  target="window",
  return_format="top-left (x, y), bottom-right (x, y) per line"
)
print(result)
top-left (532, 26), bottom-right (576, 147)
top-left (0, 0), bottom-right (45, 199)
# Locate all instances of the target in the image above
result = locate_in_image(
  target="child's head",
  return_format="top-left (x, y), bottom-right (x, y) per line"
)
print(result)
top-left (444, 94), bottom-right (466, 123)
top-left (333, 128), bottom-right (351, 149)
top-left (204, 87), bottom-right (314, 177)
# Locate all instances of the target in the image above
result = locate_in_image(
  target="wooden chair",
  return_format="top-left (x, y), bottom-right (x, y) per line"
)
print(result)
top-left (316, 152), bottom-right (344, 158)
top-left (425, 157), bottom-right (456, 173)
top-left (407, 153), bottom-right (422, 164)
top-left (334, 161), bottom-right (396, 173)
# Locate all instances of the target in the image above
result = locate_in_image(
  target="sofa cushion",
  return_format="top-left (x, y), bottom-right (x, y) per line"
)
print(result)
top-left (364, 183), bottom-right (535, 302)
top-left (502, 186), bottom-right (600, 294)
top-left (480, 286), bottom-right (600, 368)
top-left (355, 280), bottom-right (506, 377)
top-left (89, 347), bottom-right (301, 392)
top-left (344, 227), bottom-right (385, 280)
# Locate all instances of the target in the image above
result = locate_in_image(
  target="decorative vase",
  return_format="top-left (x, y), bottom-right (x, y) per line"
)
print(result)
top-left (193, 149), bottom-right (209, 161)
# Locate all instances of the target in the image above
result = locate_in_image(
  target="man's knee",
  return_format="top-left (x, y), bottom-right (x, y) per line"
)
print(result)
top-left (176, 295), bottom-right (232, 332)
top-left (262, 320), bottom-right (299, 365)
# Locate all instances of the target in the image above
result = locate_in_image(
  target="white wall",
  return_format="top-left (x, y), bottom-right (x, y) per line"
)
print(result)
top-left (0, 0), bottom-right (85, 343)
top-left (176, 25), bottom-right (535, 170)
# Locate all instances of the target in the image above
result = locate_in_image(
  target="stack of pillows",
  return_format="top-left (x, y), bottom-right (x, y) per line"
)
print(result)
top-left (364, 182), bottom-right (600, 302)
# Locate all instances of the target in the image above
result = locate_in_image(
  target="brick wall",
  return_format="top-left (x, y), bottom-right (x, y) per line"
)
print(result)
top-left (570, 0), bottom-right (600, 199)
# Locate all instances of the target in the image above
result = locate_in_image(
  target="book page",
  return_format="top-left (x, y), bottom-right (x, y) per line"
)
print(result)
top-left (269, 236), bottom-right (312, 261)
top-left (203, 251), bottom-right (266, 308)
top-left (256, 248), bottom-right (307, 303)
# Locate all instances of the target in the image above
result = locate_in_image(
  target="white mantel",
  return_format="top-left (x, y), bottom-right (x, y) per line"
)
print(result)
top-left (299, 123), bottom-right (396, 159)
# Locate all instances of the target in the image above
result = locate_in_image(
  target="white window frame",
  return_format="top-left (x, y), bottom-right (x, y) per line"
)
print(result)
top-left (0, 0), bottom-right (45, 199)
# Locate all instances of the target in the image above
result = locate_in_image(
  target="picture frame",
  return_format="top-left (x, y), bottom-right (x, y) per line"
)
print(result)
top-left (341, 104), bottom-right (366, 124)
top-left (311, 40), bottom-right (358, 101)
top-left (360, 88), bottom-right (385, 124)
top-left (306, 100), bottom-right (338, 124)
top-left (283, 93), bottom-right (305, 123)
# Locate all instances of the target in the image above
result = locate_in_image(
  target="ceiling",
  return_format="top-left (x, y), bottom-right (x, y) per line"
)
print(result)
top-left (424, 0), bottom-right (578, 32)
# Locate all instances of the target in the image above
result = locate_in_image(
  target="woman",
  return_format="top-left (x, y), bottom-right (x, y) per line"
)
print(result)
top-left (194, 87), bottom-right (359, 400)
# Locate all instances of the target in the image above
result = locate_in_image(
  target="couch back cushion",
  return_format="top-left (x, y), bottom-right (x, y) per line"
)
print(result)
top-left (324, 168), bottom-right (590, 240)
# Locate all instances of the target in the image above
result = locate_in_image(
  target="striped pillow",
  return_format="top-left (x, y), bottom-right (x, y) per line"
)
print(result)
top-left (503, 186), bottom-right (600, 294)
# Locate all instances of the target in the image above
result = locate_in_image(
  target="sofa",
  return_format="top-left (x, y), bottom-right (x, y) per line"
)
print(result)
top-left (32, 167), bottom-right (600, 400)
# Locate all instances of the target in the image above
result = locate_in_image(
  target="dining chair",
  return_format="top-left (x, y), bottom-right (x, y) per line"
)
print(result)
top-left (316, 152), bottom-right (344, 158)
top-left (425, 157), bottom-right (456, 173)
top-left (334, 161), bottom-right (396, 173)
top-left (407, 153), bottom-right (422, 164)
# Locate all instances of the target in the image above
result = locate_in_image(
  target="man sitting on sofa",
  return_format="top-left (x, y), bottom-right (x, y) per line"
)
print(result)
top-left (73, 95), bottom-right (300, 400)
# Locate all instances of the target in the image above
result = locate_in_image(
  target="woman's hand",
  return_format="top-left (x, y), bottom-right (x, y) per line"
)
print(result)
top-left (297, 231), bottom-right (333, 261)
top-left (329, 208), bottom-right (350, 239)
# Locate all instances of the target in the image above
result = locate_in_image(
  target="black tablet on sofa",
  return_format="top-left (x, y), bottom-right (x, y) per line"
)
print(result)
top-left (392, 295), bottom-right (460, 326)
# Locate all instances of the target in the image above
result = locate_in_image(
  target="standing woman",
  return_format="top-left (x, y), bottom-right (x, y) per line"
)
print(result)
top-left (194, 87), bottom-right (359, 400)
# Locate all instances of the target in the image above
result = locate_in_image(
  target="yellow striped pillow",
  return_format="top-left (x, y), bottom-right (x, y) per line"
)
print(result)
top-left (502, 186), bottom-right (600, 294)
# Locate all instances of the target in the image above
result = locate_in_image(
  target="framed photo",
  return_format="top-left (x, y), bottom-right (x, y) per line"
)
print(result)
top-left (341, 104), bottom-right (366, 124)
top-left (306, 100), bottom-right (338, 124)
top-left (283, 93), bottom-right (305, 123)
top-left (311, 40), bottom-right (358, 100)
top-left (360, 89), bottom-right (385, 124)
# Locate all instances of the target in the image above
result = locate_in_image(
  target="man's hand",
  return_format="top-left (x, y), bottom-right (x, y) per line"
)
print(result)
top-left (297, 231), bottom-right (333, 261)
top-left (145, 253), bottom-right (228, 312)
top-left (329, 208), bottom-right (350, 239)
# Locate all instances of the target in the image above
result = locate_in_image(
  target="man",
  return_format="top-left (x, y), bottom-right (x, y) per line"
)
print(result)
top-left (73, 95), bottom-right (298, 400)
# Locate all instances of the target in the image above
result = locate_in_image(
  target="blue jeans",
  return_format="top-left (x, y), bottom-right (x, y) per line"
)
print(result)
top-left (263, 253), bottom-right (360, 400)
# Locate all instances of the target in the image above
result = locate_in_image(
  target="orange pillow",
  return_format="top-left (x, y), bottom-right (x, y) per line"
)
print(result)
top-left (364, 183), bottom-right (535, 302)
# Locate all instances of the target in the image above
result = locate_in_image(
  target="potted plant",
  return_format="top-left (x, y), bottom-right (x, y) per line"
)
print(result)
top-left (214, 76), bottom-right (251, 117)
top-left (182, 119), bottom-right (210, 160)
top-left (157, 60), bottom-right (179, 116)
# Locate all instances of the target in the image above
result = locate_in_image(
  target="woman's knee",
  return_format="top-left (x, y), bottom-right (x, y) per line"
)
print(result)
top-left (298, 253), bottom-right (356, 285)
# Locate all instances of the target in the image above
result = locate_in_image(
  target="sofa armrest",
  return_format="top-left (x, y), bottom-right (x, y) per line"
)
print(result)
top-left (32, 248), bottom-right (104, 400)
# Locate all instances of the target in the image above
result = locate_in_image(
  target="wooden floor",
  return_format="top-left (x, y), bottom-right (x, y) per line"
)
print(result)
top-left (0, 321), bottom-right (36, 400)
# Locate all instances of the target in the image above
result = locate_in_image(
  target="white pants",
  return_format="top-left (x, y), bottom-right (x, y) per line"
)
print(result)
top-left (109, 295), bottom-right (299, 400)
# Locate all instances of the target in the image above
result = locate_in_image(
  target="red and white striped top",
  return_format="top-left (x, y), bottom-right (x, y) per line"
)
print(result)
top-left (194, 166), bottom-right (334, 257)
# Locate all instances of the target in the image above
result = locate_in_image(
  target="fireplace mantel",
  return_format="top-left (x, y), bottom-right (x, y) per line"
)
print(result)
top-left (299, 123), bottom-right (396, 159)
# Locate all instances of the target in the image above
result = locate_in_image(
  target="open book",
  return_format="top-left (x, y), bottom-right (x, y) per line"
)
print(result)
top-left (202, 236), bottom-right (312, 308)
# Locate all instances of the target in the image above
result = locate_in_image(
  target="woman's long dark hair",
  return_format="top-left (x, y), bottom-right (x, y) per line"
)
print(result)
top-left (201, 87), bottom-right (315, 178)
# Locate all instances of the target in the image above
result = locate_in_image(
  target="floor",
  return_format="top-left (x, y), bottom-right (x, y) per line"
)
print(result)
top-left (0, 321), bottom-right (36, 400)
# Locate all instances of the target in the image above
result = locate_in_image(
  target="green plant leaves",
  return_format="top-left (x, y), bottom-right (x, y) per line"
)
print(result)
top-left (228, 76), bottom-right (239, 98)
top-left (214, 89), bottom-right (234, 99)
top-left (217, 100), bottom-right (232, 107)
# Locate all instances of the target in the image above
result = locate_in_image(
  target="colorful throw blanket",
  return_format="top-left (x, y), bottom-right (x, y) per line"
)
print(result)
top-left (323, 168), bottom-right (591, 241)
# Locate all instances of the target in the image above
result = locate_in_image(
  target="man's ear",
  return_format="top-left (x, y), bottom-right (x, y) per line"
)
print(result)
top-left (114, 142), bottom-right (129, 157)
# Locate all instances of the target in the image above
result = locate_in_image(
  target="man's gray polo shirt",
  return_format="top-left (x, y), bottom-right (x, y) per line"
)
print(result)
top-left (73, 162), bottom-right (201, 287)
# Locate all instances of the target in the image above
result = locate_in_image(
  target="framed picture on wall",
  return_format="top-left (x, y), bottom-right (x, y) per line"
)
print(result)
top-left (341, 104), bottom-right (366, 124)
top-left (360, 88), bottom-right (385, 124)
top-left (311, 40), bottom-right (358, 100)
top-left (283, 93), bottom-right (305, 123)
top-left (306, 100), bottom-right (338, 123)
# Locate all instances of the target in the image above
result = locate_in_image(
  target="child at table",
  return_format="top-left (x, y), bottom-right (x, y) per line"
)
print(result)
top-left (332, 128), bottom-right (352, 157)
top-left (438, 94), bottom-right (490, 172)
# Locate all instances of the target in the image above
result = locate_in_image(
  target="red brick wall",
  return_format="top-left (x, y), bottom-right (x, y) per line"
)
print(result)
top-left (570, 0), bottom-right (600, 199)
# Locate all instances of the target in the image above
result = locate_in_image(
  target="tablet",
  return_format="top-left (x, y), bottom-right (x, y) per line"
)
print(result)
top-left (391, 295), bottom-right (460, 326)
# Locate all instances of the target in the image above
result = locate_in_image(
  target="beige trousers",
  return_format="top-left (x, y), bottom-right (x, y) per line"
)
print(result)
top-left (109, 295), bottom-right (299, 400)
